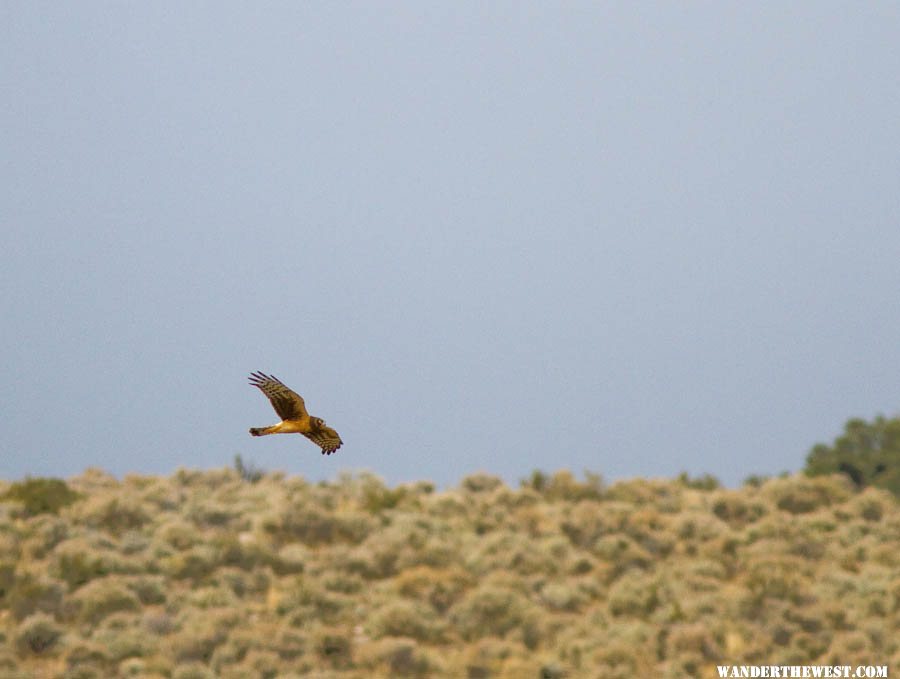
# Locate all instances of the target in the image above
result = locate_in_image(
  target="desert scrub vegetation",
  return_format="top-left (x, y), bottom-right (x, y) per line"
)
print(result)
top-left (0, 462), bottom-right (898, 677)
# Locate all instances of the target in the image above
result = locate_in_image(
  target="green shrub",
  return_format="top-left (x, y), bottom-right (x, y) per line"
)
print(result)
top-left (522, 469), bottom-right (605, 501)
top-left (607, 572), bottom-right (662, 618)
top-left (805, 415), bottom-right (900, 495)
top-left (677, 471), bottom-right (721, 491)
top-left (0, 477), bottom-right (81, 517)
top-left (461, 473), bottom-right (504, 493)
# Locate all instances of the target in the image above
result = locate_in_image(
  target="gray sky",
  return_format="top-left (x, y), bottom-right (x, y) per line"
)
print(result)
top-left (3, 3), bottom-right (899, 488)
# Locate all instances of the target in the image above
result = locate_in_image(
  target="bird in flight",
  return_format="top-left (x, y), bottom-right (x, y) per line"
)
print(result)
top-left (247, 371), bottom-right (343, 455)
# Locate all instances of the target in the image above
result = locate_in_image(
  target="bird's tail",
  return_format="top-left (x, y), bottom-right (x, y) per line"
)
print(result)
top-left (249, 426), bottom-right (275, 437)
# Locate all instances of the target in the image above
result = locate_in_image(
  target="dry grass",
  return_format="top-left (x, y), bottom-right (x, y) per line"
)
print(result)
top-left (0, 468), bottom-right (897, 678)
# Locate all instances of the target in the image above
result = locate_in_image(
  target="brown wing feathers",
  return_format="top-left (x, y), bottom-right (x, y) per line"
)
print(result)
top-left (248, 371), bottom-right (307, 421)
top-left (304, 426), bottom-right (343, 455)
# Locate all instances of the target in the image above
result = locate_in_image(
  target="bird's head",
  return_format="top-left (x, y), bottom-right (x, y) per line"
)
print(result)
top-left (312, 417), bottom-right (326, 429)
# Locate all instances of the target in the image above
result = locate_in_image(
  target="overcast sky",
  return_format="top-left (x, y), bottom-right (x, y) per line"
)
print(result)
top-left (2, 3), bottom-right (899, 488)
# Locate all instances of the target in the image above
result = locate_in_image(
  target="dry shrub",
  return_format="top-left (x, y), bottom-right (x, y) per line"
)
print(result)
top-left (64, 640), bottom-right (113, 678)
top-left (449, 583), bottom-right (540, 642)
top-left (607, 571), bottom-right (662, 618)
top-left (313, 626), bottom-right (353, 668)
top-left (21, 514), bottom-right (70, 559)
top-left (460, 638), bottom-right (519, 679)
top-left (158, 519), bottom-right (200, 550)
top-left (7, 572), bottom-right (64, 620)
top-left (523, 469), bottom-right (604, 502)
top-left (538, 580), bottom-right (587, 612)
top-left (0, 560), bottom-right (14, 601)
top-left (211, 566), bottom-right (270, 598)
top-left (169, 612), bottom-right (229, 664)
top-left (188, 584), bottom-right (239, 609)
top-left (71, 577), bottom-right (141, 625)
top-left (605, 478), bottom-right (683, 512)
top-left (15, 612), bottom-right (63, 656)
top-left (710, 491), bottom-right (767, 526)
top-left (664, 621), bottom-right (721, 660)
top-left (368, 600), bottom-right (445, 642)
top-left (274, 576), bottom-right (348, 625)
top-left (742, 556), bottom-right (811, 608)
top-left (90, 625), bottom-right (156, 663)
top-left (468, 531), bottom-right (559, 577)
top-left (118, 657), bottom-right (149, 676)
top-left (124, 574), bottom-right (167, 605)
top-left (461, 473), bottom-right (504, 493)
top-left (357, 637), bottom-right (440, 677)
top-left (272, 543), bottom-right (308, 575)
top-left (51, 537), bottom-right (130, 590)
top-left (172, 663), bottom-right (216, 679)
top-left (394, 565), bottom-right (472, 613)
top-left (592, 534), bottom-right (654, 577)
top-left (159, 544), bottom-right (218, 580)
top-left (264, 506), bottom-right (372, 546)
top-left (764, 475), bottom-right (849, 515)
top-left (74, 492), bottom-right (151, 536)
top-left (849, 488), bottom-right (890, 522)
top-left (240, 648), bottom-right (282, 678)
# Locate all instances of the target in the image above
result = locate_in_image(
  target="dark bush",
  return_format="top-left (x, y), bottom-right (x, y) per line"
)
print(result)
top-left (1, 478), bottom-right (81, 517)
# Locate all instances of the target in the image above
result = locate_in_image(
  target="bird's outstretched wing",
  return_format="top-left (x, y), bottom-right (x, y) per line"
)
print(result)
top-left (304, 426), bottom-right (343, 455)
top-left (248, 372), bottom-right (308, 421)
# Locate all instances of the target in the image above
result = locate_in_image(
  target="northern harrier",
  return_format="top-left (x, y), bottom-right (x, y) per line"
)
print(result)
top-left (248, 371), bottom-right (343, 455)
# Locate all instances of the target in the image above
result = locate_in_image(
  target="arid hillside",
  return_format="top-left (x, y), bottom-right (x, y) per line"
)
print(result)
top-left (0, 468), bottom-right (897, 678)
